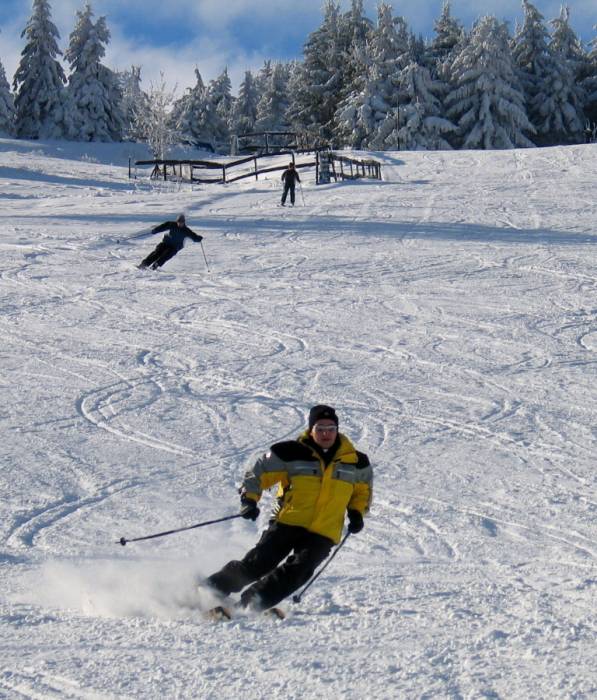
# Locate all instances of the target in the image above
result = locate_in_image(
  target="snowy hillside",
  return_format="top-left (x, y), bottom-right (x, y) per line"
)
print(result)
top-left (1, 137), bottom-right (596, 699)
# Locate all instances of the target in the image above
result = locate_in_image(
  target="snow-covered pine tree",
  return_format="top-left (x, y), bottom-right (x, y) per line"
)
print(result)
top-left (393, 62), bottom-right (457, 150)
top-left (230, 70), bottom-right (259, 136)
top-left (428, 1), bottom-right (464, 81)
top-left (511, 0), bottom-right (552, 138)
top-left (334, 55), bottom-right (385, 148)
top-left (133, 72), bottom-right (179, 159)
top-left (65, 3), bottom-right (124, 142)
top-left (119, 66), bottom-right (147, 141)
top-left (286, 0), bottom-right (344, 142)
top-left (256, 60), bottom-right (273, 96)
top-left (334, 2), bottom-right (403, 148)
top-left (171, 68), bottom-right (210, 148)
top-left (531, 58), bottom-right (585, 144)
top-left (337, 0), bottom-right (373, 103)
top-left (0, 55), bottom-right (15, 136)
top-left (445, 16), bottom-right (535, 149)
top-left (407, 33), bottom-right (427, 67)
top-left (531, 6), bottom-right (586, 144)
top-left (549, 5), bottom-right (586, 73)
top-left (206, 68), bottom-right (233, 149)
top-left (13, 0), bottom-right (70, 139)
top-left (582, 25), bottom-right (597, 130)
top-left (255, 63), bottom-right (291, 133)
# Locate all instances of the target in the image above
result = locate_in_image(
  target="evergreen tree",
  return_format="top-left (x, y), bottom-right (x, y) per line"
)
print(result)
top-left (334, 58), bottom-right (387, 148)
top-left (407, 33), bottom-right (427, 67)
top-left (13, 0), bottom-right (70, 139)
top-left (531, 55), bottom-right (585, 144)
top-left (286, 0), bottom-right (343, 141)
top-left (392, 62), bottom-right (457, 150)
top-left (171, 68), bottom-right (210, 148)
top-left (206, 68), bottom-right (233, 147)
top-left (446, 16), bottom-right (535, 149)
top-left (255, 62), bottom-right (290, 132)
top-left (230, 70), bottom-right (259, 135)
top-left (511, 0), bottom-right (552, 137)
top-left (334, 3), bottom-right (402, 148)
top-left (549, 5), bottom-right (585, 71)
top-left (119, 66), bottom-right (147, 141)
top-left (582, 25), bottom-right (597, 129)
top-left (65, 3), bottom-right (124, 142)
top-left (337, 0), bottom-right (374, 102)
top-left (0, 55), bottom-right (15, 136)
top-left (255, 60), bottom-right (273, 96)
top-left (531, 6), bottom-right (586, 144)
top-left (429, 1), bottom-right (465, 81)
top-left (430, 1), bottom-right (464, 61)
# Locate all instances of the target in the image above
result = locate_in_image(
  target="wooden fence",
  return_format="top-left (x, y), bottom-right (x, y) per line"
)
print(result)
top-left (327, 153), bottom-right (382, 182)
top-left (132, 149), bottom-right (382, 185)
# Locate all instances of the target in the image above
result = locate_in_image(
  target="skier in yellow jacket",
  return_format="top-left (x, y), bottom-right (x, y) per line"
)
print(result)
top-left (206, 405), bottom-right (372, 612)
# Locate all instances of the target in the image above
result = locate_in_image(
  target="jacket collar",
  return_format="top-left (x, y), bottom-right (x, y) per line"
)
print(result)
top-left (298, 430), bottom-right (357, 464)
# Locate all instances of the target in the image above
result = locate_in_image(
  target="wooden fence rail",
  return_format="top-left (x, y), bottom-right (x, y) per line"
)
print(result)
top-left (327, 153), bottom-right (382, 182)
top-left (133, 149), bottom-right (382, 185)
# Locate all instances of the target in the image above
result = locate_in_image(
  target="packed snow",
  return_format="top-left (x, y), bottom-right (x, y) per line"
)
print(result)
top-left (0, 137), bottom-right (596, 699)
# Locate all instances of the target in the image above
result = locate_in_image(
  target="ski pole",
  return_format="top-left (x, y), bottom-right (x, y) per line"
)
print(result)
top-left (292, 532), bottom-right (350, 603)
top-left (200, 241), bottom-right (210, 272)
top-left (116, 227), bottom-right (152, 244)
top-left (299, 182), bottom-right (306, 206)
top-left (117, 512), bottom-right (243, 546)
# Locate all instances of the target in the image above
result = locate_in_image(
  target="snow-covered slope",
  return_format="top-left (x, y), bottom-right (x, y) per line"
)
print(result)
top-left (1, 137), bottom-right (596, 699)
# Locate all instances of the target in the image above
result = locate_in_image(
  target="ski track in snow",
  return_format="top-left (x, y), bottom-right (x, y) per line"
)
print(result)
top-left (0, 138), bottom-right (596, 699)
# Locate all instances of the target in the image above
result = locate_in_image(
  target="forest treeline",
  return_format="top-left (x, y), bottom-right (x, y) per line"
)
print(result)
top-left (0, 1), bottom-right (596, 154)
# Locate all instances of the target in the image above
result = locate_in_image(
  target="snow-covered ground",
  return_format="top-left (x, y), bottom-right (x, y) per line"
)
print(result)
top-left (1, 137), bottom-right (596, 699)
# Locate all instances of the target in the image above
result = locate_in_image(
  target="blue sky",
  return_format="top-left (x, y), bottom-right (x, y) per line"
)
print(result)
top-left (0, 1), bottom-right (595, 95)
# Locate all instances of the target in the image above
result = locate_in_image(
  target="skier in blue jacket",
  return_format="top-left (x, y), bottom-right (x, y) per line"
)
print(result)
top-left (139, 214), bottom-right (203, 269)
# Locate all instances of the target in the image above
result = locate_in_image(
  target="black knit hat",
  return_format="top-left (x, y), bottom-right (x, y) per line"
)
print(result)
top-left (308, 404), bottom-right (338, 429)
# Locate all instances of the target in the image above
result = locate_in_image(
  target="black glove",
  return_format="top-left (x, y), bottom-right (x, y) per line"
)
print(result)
top-left (240, 496), bottom-right (260, 521)
top-left (347, 509), bottom-right (364, 534)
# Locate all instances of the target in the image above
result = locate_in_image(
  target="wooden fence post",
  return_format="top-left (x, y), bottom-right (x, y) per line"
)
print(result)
top-left (254, 157), bottom-right (258, 181)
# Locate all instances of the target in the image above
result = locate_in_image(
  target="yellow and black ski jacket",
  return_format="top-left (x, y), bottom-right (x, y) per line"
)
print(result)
top-left (242, 431), bottom-right (372, 544)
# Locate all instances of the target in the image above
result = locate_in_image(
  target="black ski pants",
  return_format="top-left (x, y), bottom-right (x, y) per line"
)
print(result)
top-left (207, 522), bottom-right (333, 610)
top-left (140, 241), bottom-right (177, 269)
top-left (281, 183), bottom-right (296, 205)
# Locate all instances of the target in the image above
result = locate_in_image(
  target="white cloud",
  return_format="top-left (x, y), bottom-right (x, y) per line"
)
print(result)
top-left (105, 27), bottom-right (271, 94)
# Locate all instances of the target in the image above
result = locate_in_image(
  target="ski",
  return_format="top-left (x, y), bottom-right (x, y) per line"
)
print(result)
top-left (204, 604), bottom-right (286, 622)
top-left (205, 605), bottom-right (233, 621)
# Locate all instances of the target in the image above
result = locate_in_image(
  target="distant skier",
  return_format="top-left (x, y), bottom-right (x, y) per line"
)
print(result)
top-left (205, 404), bottom-right (372, 614)
top-left (280, 162), bottom-right (301, 206)
top-left (138, 214), bottom-right (203, 270)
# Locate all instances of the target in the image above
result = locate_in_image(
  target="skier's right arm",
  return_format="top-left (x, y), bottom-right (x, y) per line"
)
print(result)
top-left (151, 221), bottom-right (170, 235)
top-left (240, 449), bottom-right (289, 503)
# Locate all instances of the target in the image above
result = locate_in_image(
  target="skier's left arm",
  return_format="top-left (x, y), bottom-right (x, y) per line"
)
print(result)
top-left (186, 228), bottom-right (203, 243)
top-left (347, 451), bottom-right (372, 516)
